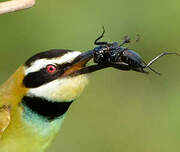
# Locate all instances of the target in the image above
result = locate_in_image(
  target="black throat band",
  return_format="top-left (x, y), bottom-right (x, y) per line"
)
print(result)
top-left (22, 96), bottom-right (73, 121)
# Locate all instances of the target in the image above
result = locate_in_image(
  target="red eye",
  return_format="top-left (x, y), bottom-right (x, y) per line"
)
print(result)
top-left (46, 65), bottom-right (57, 74)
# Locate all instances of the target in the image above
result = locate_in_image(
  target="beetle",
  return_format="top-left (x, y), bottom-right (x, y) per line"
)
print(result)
top-left (70, 28), bottom-right (179, 76)
top-left (92, 27), bottom-right (179, 75)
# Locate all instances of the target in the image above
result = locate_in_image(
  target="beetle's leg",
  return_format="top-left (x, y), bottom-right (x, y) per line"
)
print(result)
top-left (94, 26), bottom-right (110, 45)
top-left (130, 34), bottom-right (141, 45)
top-left (119, 35), bottom-right (131, 47)
top-left (135, 34), bottom-right (140, 43)
top-left (147, 66), bottom-right (161, 75)
top-left (120, 34), bottom-right (140, 47)
top-left (141, 60), bottom-right (161, 75)
top-left (146, 52), bottom-right (179, 67)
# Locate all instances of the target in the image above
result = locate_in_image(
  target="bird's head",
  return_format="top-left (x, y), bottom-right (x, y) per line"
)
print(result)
top-left (23, 49), bottom-right (90, 102)
top-left (0, 49), bottom-right (96, 120)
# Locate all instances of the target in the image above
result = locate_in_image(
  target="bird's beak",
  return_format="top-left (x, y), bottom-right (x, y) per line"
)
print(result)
top-left (63, 50), bottom-right (108, 77)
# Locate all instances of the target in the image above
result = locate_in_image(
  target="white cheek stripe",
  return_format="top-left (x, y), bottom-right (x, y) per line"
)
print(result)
top-left (25, 51), bottom-right (81, 75)
top-left (27, 79), bottom-right (63, 101)
top-left (26, 75), bottom-right (88, 102)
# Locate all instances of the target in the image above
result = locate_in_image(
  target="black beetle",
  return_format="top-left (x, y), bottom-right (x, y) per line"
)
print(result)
top-left (92, 27), bottom-right (179, 75)
top-left (71, 28), bottom-right (179, 76)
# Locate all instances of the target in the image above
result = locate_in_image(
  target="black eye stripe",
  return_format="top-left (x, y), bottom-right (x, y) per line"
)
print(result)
top-left (23, 68), bottom-right (63, 88)
top-left (23, 63), bottom-right (72, 88)
top-left (23, 49), bottom-right (84, 88)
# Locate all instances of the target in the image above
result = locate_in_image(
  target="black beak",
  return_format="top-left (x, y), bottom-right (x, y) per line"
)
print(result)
top-left (69, 50), bottom-right (108, 76)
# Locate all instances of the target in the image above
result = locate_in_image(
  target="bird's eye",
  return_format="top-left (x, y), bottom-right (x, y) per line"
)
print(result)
top-left (46, 65), bottom-right (57, 74)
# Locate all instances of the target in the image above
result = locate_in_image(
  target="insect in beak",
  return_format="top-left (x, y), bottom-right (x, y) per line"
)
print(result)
top-left (70, 28), bottom-right (179, 76)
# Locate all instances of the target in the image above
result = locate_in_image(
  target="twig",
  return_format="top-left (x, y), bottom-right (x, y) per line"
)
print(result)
top-left (0, 0), bottom-right (35, 15)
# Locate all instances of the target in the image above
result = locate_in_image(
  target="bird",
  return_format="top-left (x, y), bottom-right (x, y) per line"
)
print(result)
top-left (0, 32), bottom-right (178, 152)
top-left (0, 49), bottom-right (96, 152)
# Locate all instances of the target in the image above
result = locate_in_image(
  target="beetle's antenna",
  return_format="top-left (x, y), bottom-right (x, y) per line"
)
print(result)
top-left (146, 52), bottom-right (179, 67)
top-left (142, 52), bottom-right (179, 75)
top-left (94, 26), bottom-right (108, 45)
top-left (119, 35), bottom-right (131, 47)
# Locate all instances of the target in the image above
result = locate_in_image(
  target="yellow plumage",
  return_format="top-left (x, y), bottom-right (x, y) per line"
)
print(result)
top-left (0, 64), bottom-right (88, 152)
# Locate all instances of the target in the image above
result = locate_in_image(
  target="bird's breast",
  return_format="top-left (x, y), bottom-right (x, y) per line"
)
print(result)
top-left (0, 103), bottom-right (67, 152)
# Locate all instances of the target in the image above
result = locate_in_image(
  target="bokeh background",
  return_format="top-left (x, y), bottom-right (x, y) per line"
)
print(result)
top-left (1, 0), bottom-right (180, 151)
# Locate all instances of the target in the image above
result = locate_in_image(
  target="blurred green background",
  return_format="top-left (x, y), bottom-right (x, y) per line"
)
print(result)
top-left (1, 0), bottom-right (180, 151)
